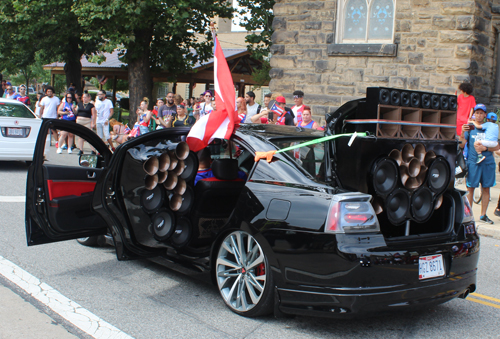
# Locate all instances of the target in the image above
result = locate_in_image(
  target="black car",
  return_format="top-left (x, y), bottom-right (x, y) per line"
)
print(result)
top-left (25, 88), bottom-right (478, 318)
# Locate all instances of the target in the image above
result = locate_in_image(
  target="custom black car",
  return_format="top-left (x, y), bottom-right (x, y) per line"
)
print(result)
top-left (25, 88), bottom-right (479, 318)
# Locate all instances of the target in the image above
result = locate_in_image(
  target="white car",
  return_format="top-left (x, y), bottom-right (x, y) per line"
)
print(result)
top-left (0, 98), bottom-right (46, 164)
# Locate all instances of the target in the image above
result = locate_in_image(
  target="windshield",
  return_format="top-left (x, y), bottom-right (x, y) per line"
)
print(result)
top-left (272, 139), bottom-right (325, 180)
top-left (0, 102), bottom-right (35, 118)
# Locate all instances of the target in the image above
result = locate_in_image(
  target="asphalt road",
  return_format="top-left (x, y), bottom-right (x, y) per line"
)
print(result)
top-left (1, 160), bottom-right (500, 338)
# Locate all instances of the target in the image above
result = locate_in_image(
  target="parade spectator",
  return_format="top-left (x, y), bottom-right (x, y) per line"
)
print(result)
top-left (136, 98), bottom-right (152, 135)
top-left (174, 94), bottom-right (184, 106)
top-left (0, 80), bottom-right (6, 97)
top-left (297, 106), bottom-right (320, 129)
top-left (243, 91), bottom-right (261, 123)
top-left (56, 92), bottom-right (76, 154)
top-left (236, 97), bottom-right (247, 123)
top-left (169, 104), bottom-right (195, 127)
top-left (460, 107), bottom-right (499, 224)
top-left (76, 91), bottom-right (96, 155)
top-left (291, 90), bottom-right (305, 125)
top-left (39, 86), bottom-right (60, 145)
top-left (152, 98), bottom-right (164, 118)
top-left (16, 85), bottom-right (31, 106)
top-left (157, 92), bottom-right (176, 128)
top-left (109, 118), bottom-right (130, 147)
top-left (4, 85), bottom-right (20, 100)
top-left (475, 112), bottom-right (498, 163)
top-left (270, 96), bottom-right (294, 126)
top-left (199, 90), bottom-right (213, 117)
top-left (95, 90), bottom-right (114, 147)
top-left (456, 82), bottom-right (475, 136)
top-left (34, 92), bottom-right (44, 118)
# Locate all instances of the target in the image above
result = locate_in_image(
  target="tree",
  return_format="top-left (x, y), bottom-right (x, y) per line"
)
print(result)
top-left (0, 1), bottom-right (101, 94)
top-left (74, 0), bottom-right (233, 125)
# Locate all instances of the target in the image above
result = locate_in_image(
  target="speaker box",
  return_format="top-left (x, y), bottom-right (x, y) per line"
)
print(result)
top-left (410, 92), bottom-right (420, 108)
top-left (171, 217), bottom-right (192, 247)
top-left (152, 210), bottom-right (175, 241)
top-left (385, 188), bottom-right (410, 224)
top-left (449, 96), bottom-right (457, 110)
top-left (431, 95), bottom-right (440, 110)
top-left (401, 92), bottom-right (410, 107)
top-left (411, 187), bottom-right (434, 222)
top-left (440, 96), bottom-right (449, 110)
top-left (390, 90), bottom-right (401, 106)
top-left (421, 94), bottom-right (431, 108)
top-left (141, 185), bottom-right (165, 212)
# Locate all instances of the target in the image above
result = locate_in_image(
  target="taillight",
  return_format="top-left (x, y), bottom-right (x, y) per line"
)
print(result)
top-left (325, 193), bottom-right (380, 234)
top-left (462, 195), bottom-right (474, 224)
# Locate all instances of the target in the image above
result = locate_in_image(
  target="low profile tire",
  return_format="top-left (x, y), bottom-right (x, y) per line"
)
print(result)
top-left (76, 236), bottom-right (99, 247)
top-left (215, 230), bottom-right (274, 317)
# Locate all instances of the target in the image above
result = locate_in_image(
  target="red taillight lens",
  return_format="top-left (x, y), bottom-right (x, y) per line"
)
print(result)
top-left (344, 214), bottom-right (370, 223)
top-left (326, 202), bottom-right (340, 232)
top-left (325, 194), bottom-right (380, 234)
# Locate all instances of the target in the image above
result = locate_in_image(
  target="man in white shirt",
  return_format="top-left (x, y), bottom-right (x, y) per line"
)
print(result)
top-left (244, 91), bottom-right (261, 123)
top-left (39, 86), bottom-right (61, 145)
top-left (291, 90), bottom-right (305, 125)
top-left (94, 90), bottom-right (114, 148)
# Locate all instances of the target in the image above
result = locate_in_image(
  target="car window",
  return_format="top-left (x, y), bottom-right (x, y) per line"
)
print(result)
top-left (0, 102), bottom-right (35, 118)
top-left (209, 138), bottom-right (254, 175)
top-left (272, 139), bottom-right (325, 179)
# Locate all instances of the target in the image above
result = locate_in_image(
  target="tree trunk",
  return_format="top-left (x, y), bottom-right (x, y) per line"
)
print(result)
top-left (127, 29), bottom-right (153, 127)
top-left (63, 39), bottom-right (84, 94)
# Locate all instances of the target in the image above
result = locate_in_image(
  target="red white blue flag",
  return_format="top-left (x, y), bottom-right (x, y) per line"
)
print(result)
top-left (270, 103), bottom-right (284, 116)
top-left (186, 33), bottom-right (237, 152)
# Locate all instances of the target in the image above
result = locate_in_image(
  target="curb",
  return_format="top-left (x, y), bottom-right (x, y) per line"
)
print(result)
top-left (477, 225), bottom-right (500, 240)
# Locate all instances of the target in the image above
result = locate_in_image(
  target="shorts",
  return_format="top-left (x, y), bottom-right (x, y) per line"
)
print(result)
top-left (139, 125), bottom-right (149, 135)
top-left (96, 122), bottom-right (110, 140)
top-left (466, 160), bottom-right (496, 188)
top-left (76, 116), bottom-right (92, 130)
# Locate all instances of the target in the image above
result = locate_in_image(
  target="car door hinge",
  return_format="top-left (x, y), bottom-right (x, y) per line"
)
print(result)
top-left (36, 187), bottom-right (45, 213)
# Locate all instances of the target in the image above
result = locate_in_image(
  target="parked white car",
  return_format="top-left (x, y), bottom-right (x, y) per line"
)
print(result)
top-left (0, 98), bottom-right (47, 164)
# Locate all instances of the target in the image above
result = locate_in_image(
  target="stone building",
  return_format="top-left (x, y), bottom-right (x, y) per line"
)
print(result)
top-left (269, 0), bottom-right (500, 123)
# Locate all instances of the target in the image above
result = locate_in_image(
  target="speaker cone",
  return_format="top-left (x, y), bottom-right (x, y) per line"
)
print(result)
top-left (410, 93), bottom-right (420, 107)
top-left (440, 96), bottom-right (449, 110)
top-left (173, 160), bottom-right (185, 176)
top-left (389, 149), bottom-right (402, 165)
top-left (411, 187), bottom-right (434, 222)
top-left (427, 157), bottom-right (450, 193)
top-left (168, 151), bottom-right (178, 171)
top-left (421, 94), bottom-right (431, 108)
top-left (390, 90), bottom-right (401, 106)
top-left (176, 186), bottom-right (194, 215)
top-left (386, 188), bottom-right (410, 224)
top-left (431, 95), bottom-right (440, 109)
top-left (401, 92), bottom-right (410, 106)
top-left (169, 193), bottom-right (183, 211)
top-left (408, 158), bottom-right (421, 177)
top-left (141, 185), bottom-right (164, 212)
top-left (179, 151), bottom-right (199, 182)
top-left (449, 96), bottom-right (457, 110)
top-left (414, 144), bottom-right (426, 162)
top-left (171, 217), bottom-right (192, 247)
top-left (402, 144), bottom-right (414, 163)
top-left (152, 210), bottom-right (175, 241)
top-left (372, 158), bottom-right (398, 196)
top-left (424, 150), bottom-right (436, 165)
top-left (175, 142), bottom-right (190, 161)
top-left (157, 171), bottom-right (168, 184)
top-left (174, 178), bottom-right (187, 195)
top-left (158, 153), bottom-right (170, 172)
top-left (379, 89), bottom-right (390, 105)
top-left (145, 174), bottom-right (159, 190)
top-left (164, 172), bottom-right (178, 190)
top-left (143, 156), bottom-right (159, 176)
top-left (434, 194), bottom-right (443, 210)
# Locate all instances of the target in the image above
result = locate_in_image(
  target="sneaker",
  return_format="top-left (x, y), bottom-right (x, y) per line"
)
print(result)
top-left (55, 142), bottom-right (59, 148)
top-left (67, 148), bottom-right (73, 154)
top-left (479, 215), bottom-right (494, 224)
top-left (56, 148), bottom-right (62, 154)
top-left (477, 154), bottom-right (485, 164)
top-left (494, 209), bottom-right (500, 217)
top-left (62, 144), bottom-right (68, 150)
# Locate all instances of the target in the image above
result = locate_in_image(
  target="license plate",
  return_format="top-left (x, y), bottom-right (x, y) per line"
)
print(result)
top-left (6, 128), bottom-right (24, 137)
top-left (419, 254), bottom-right (445, 280)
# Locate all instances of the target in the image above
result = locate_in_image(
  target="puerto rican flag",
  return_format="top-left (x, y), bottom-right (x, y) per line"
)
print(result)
top-left (270, 103), bottom-right (284, 116)
top-left (186, 34), bottom-right (237, 152)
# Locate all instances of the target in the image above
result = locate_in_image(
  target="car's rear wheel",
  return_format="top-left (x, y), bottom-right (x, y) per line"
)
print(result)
top-left (215, 231), bottom-right (273, 317)
top-left (76, 236), bottom-right (99, 247)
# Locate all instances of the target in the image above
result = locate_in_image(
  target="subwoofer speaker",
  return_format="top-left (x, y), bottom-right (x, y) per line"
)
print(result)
top-left (431, 95), bottom-right (440, 110)
top-left (401, 92), bottom-right (410, 106)
top-left (449, 96), bottom-right (457, 110)
top-left (410, 93), bottom-right (420, 107)
top-left (372, 158), bottom-right (399, 196)
top-left (152, 210), bottom-right (175, 241)
top-left (440, 96), bottom-right (449, 110)
top-left (171, 217), bottom-right (192, 247)
top-left (386, 188), bottom-right (410, 224)
top-left (390, 90), bottom-right (401, 106)
top-left (427, 157), bottom-right (450, 193)
top-left (140, 185), bottom-right (164, 212)
top-left (176, 186), bottom-right (194, 215)
top-left (421, 94), bottom-right (431, 108)
top-left (379, 88), bottom-right (390, 105)
top-left (179, 151), bottom-right (199, 182)
top-left (411, 187), bottom-right (434, 222)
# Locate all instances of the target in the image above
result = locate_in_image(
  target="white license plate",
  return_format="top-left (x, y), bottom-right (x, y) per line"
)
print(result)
top-left (7, 128), bottom-right (24, 136)
top-left (419, 254), bottom-right (445, 280)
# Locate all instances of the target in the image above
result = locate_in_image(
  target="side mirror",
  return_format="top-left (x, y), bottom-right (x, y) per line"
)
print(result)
top-left (79, 154), bottom-right (98, 168)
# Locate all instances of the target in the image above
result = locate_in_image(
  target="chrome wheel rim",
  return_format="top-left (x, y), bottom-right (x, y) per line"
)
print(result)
top-left (216, 231), bottom-right (267, 312)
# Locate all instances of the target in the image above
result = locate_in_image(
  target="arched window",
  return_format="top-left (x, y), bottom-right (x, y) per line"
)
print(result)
top-left (337, 0), bottom-right (395, 43)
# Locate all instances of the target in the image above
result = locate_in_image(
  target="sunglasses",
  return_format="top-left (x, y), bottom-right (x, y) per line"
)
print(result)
top-left (293, 95), bottom-right (302, 99)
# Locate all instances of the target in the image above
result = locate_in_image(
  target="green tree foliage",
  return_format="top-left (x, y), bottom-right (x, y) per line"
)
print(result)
top-left (74, 0), bottom-right (232, 125)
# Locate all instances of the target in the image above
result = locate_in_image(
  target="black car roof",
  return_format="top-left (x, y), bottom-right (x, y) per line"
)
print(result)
top-left (235, 124), bottom-right (324, 140)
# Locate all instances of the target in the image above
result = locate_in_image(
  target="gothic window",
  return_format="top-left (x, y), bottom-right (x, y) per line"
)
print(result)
top-left (337, 0), bottom-right (395, 43)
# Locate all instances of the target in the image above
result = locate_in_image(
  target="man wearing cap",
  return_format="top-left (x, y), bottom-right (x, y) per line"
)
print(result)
top-left (460, 104), bottom-right (499, 224)
top-left (291, 90), bottom-right (305, 125)
top-left (270, 96), bottom-right (294, 126)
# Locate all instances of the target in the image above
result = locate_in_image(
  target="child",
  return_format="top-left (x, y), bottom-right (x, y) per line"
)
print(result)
top-left (456, 82), bottom-right (476, 137)
top-left (476, 112), bottom-right (499, 163)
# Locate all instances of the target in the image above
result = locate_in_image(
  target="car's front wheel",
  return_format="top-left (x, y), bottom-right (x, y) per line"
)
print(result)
top-left (215, 231), bottom-right (273, 317)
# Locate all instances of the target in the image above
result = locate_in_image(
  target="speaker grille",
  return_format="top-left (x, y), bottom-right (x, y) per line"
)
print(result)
top-left (171, 217), bottom-right (192, 247)
top-left (152, 210), bottom-right (175, 240)
top-left (141, 185), bottom-right (164, 212)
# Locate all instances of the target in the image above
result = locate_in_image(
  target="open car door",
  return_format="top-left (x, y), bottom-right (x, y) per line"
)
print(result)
top-left (26, 119), bottom-right (112, 245)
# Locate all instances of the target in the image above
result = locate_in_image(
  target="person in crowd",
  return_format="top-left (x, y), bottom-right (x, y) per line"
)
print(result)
top-left (0, 80), bottom-right (6, 97)
top-left (152, 98), bottom-right (164, 118)
top-left (4, 84), bottom-right (20, 100)
top-left (236, 97), bottom-right (248, 123)
top-left (297, 106), bottom-right (320, 129)
top-left (95, 90), bottom-right (114, 148)
top-left (189, 97), bottom-right (195, 108)
top-left (456, 82), bottom-right (475, 137)
top-left (109, 118), bottom-right (131, 147)
top-left (136, 98), bottom-right (152, 135)
top-left (174, 94), bottom-right (184, 106)
top-left (194, 147), bottom-right (246, 185)
top-left (199, 90), bottom-right (213, 118)
top-left (76, 91), bottom-right (97, 155)
top-left (475, 112), bottom-right (498, 163)
top-left (34, 92), bottom-right (44, 118)
top-left (160, 104), bottom-right (196, 128)
top-left (243, 91), bottom-right (261, 123)
top-left (39, 86), bottom-right (61, 146)
top-left (291, 90), bottom-right (305, 125)
top-left (270, 96), bottom-right (294, 126)
top-left (460, 107), bottom-right (499, 224)
top-left (16, 85), bottom-right (31, 106)
top-left (157, 92), bottom-right (176, 128)
top-left (56, 92), bottom-right (77, 154)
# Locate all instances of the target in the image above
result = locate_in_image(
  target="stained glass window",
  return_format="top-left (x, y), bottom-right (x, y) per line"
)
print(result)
top-left (338, 0), bottom-right (395, 43)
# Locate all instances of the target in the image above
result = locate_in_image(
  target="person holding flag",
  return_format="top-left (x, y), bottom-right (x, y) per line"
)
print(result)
top-left (270, 96), bottom-right (294, 126)
top-left (186, 23), bottom-right (238, 152)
